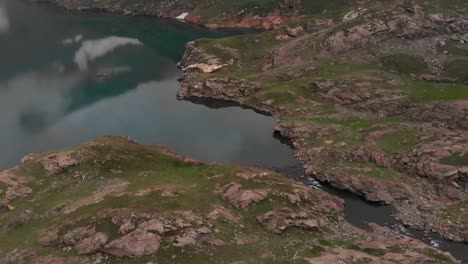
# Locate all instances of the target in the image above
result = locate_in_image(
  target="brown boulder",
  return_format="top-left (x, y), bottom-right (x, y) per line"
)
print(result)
top-left (221, 183), bottom-right (268, 209)
top-left (37, 229), bottom-right (59, 247)
top-left (286, 25), bottom-right (304, 37)
top-left (41, 153), bottom-right (78, 175)
top-left (61, 226), bottom-right (96, 246)
top-left (207, 205), bottom-right (241, 223)
top-left (173, 229), bottom-right (200, 247)
top-left (137, 219), bottom-right (165, 234)
top-left (446, 187), bottom-right (463, 201)
top-left (102, 229), bottom-right (160, 257)
top-left (257, 208), bottom-right (321, 234)
top-left (366, 190), bottom-right (394, 205)
top-left (74, 232), bottom-right (108, 255)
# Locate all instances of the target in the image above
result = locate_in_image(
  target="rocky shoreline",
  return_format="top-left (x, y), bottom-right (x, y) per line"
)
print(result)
top-left (176, 1), bottom-right (468, 245)
top-left (34, 0), bottom-right (302, 29)
top-left (42, 0), bottom-right (468, 249)
top-left (1, 137), bottom-right (461, 263)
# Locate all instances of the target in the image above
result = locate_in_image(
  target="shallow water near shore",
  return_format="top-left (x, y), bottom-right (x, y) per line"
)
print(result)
top-left (0, 0), bottom-right (467, 262)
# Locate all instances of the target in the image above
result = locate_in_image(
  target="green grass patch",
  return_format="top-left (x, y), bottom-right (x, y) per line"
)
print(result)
top-left (423, 249), bottom-right (454, 263)
top-left (376, 129), bottom-right (423, 154)
top-left (438, 41), bottom-right (468, 57)
top-left (444, 59), bottom-right (468, 82)
top-left (321, 160), bottom-right (400, 181)
top-left (306, 126), bottom-right (363, 152)
top-left (379, 53), bottom-right (427, 75)
top-left (311, 117), bottom-right (407, 131)
top-left (398, 79), bottom-right (468, 102)
top-left (317, 62), bottom-right (383, 79)
top-left (440, 153), bottom-right (468, 166)
top-left (197, 40), bottom-right (233, 61)
top-left (440, 201), bottom-right (468, 222)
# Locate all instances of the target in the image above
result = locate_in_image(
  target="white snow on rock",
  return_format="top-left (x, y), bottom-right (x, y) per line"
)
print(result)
top-left (176, 12), bottom-right (189, 20)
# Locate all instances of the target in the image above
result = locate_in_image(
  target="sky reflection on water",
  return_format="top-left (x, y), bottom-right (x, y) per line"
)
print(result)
top-left (0, 0), bottom-right (295, 170)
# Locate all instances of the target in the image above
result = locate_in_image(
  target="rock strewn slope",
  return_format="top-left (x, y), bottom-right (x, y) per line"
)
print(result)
top-left (40, 0), bottom-right (363, 29)
top-left (0, 137), bottom-right (459, 263)
top-left (178, 1), bottom-right (468, 243)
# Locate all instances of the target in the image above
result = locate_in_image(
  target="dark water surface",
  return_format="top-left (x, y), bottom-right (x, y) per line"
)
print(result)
top-left (0, 1), bottom-right (467, 262)
top-left (0, 0), bottom-right (295, 171)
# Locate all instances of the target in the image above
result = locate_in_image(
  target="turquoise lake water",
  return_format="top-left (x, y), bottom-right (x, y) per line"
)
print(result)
top-left (0, 0), bottom-right (295, 170)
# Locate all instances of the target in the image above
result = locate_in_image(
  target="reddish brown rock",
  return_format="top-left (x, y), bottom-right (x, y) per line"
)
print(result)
top-left (207, 205), bottom-right (241, 223)
top-left (61, 226), bottom-right (96, 246)
top-left (286, 25), bottom-right (304, 37)
top-left (37, 229), bottom-right (60, 247)
top-left (102, 229), bottom-right (160, 257)
top-left (41, 153), bottom-right (78, 175)
top-left (137, 219), bottom-right (165, 234)
top-left (74, 232), bottom-right (108, 255)
top-left (221, 183), bottom-right (269, 209)
top-left (256, 208), bottom-right (321, 234)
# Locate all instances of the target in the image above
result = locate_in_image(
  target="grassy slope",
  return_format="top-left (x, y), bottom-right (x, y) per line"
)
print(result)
top-left (180, 0), bottom-right (468, 234)
top-left (189, 0), bottom-right (468, 167)
top-left (0, 137), bottom-right (454, 263)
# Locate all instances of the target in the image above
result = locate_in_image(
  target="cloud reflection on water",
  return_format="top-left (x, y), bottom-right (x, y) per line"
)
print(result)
top-left (0, 71), bottom-right (82, 133)
top-left (0, 0), bottom-right (9, 34)
top-left (74, 36), bottom-right (142, 71)
top-left (0, 1), bottom-right (295, 172)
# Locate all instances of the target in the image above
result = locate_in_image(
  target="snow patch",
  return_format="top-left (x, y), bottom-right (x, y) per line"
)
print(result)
top-left (176, 12), bottom-right (189, 20)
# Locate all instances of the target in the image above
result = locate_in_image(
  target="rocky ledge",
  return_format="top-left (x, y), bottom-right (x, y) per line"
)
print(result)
top-left (0, 136), bottom-right (458, 263)
top-left (178, 1), bottom-right (468, 244)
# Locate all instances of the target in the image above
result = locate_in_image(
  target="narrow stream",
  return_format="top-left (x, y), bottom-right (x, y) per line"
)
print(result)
top-left (278, 164), bottom-right (468, 262)
top-left (0, 1), bottom-right (466, 262)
